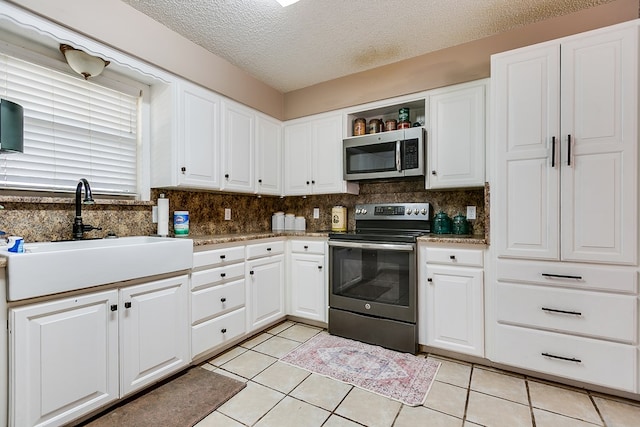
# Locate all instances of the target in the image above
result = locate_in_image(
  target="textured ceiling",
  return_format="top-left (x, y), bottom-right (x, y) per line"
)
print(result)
top-left (120, 0), bottom-right (613, 93)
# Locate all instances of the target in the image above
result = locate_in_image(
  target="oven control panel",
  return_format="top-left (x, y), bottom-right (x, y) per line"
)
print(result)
top-left (355, 203), bottom-right (431, 220)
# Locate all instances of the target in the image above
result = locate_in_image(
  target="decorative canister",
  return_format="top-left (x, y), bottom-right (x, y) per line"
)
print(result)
top-left (432, 211), bottom-right (452, 234)
top-left (368, 119), bottom-right (382, 134)
top-left (284, 213), bottom-right (296, 231)
top-left (384, 119), bottom-right (397, 131)
top-left (353, 118), bottom-right (366, 136)
top-left (452, 213), bottom-right (469, 235)
top-left (397, 121), bottom-right (411, 129)
top-left (331, 206), bottom-right (347, 232)
top-left (398, 107), bottom-right (410, 123)
top-left (174, 211), bottom-right (189, 236)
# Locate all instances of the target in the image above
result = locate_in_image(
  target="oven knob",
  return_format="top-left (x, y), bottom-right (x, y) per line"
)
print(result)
top-left (413, 209), bottom-right (419, 214)
top-left (364, 303), bottom-right (371, 310)
top-left (406, 208), bottom-right (412, 215)
top-left (421, 208), bottom-right (427, 215)
top-left (361, 209), bottom-right (367, 215)
top-left (355, 208), bottom-right (361, 214)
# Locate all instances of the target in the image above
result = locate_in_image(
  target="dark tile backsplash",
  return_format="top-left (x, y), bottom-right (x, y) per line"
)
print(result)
top-left (0, 178), bottom-right (487, 242)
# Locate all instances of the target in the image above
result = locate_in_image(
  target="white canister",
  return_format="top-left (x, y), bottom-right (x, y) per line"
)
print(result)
top-left (174, 211), bottom-right (189, 236)
top-left (295, 216), bottom-right (306, 231)
top-left (284, 213), bottom-right (296, 231)
top-left (273, 212), bottom-right (285, 231)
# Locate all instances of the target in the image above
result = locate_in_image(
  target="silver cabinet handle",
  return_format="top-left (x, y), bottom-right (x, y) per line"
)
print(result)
top-left (395, 140), bottom-right (401, 172)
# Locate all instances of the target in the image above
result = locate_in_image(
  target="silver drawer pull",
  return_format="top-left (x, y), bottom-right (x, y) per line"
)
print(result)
top-left (541, 307), bottom-right (582, 316)
top-left (541, 273), bottom-right (583, 280)
top-left (541, 352), bottom-right (582, 363)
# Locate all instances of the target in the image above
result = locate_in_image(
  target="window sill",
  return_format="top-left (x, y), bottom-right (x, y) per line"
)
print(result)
top-left (0, 195), bottom-right (155, 207)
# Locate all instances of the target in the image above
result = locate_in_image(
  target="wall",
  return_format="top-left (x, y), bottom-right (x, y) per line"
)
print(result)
top-left (284, 0), bottom-right (640, 119)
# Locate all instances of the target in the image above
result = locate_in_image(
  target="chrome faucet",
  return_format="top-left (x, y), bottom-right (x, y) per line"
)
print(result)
top-left (73, 178), bottom-right (101, 239)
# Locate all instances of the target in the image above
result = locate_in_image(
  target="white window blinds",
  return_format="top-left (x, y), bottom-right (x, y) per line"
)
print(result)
top-left (0, 52), bottom-right (139, 195)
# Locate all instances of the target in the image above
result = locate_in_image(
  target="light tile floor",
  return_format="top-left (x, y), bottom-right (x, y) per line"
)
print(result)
top-left (196, 321), bottom-right (640, 427)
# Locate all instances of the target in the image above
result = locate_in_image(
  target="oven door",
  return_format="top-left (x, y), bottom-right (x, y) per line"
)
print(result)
top-left (328, 240), bottom-right (416, 323)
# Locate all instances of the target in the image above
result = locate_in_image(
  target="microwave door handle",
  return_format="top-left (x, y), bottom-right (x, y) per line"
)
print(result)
top-left (396, 140), bottom-right (401, 172)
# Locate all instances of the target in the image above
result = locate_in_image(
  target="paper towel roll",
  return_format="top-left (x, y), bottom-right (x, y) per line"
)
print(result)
top-left (157, 197), bottom-right (169, 236)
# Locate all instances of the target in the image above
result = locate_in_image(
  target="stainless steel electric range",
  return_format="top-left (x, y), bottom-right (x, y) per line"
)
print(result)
top-left (328, 202), bottom-right (431, 354)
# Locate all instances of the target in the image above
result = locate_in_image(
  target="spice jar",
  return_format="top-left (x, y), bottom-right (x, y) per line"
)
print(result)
top-left (353, 118), bottom-right (366, 136)
top-left (368, 119), bottom-right (382, 134)
top-left (397, 121), bottom-right (411, 129)
top-left (384, 119), bottom-right (397, 131)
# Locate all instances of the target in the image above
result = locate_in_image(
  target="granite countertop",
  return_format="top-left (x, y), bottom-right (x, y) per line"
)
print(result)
top-left (191, 231), bottom-right (487, 246)
top-left (417, 234), bottom-right (487, 245)
top-left (190, 231), bottom-right (330, 246)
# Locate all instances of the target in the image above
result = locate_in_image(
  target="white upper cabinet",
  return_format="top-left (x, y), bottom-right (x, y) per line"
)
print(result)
top-left (255, 114), bottom-right (283, 196)
top-left (426, 80), bottom-right (487, 189)
top-left (492, 24), bottom-right (638, 264)
top-left (221, 100), bottom-right (255, 193)
top-left (284, 113), bottom-right (356, 196)
top-left (151, 80), bottom-right (221, 190)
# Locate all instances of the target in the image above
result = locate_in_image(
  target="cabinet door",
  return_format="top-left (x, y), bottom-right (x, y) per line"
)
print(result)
top-left (247, 255), bottom-right (285, 331)
top-left (256, 114), bottom-right (283, 195)
top-left (221, 100), bottom-right (255, 193)
top-left (428, 82), bottom-right (486, 189)
top-left (311, 114), bottom-right (344, 194)
top-left (290, 253), bottom-right (326, 322)
top-left (492, 44), bottom-right (561, 260)
top-left (560, 26), bottom-right (638, 264)
top-left (10, 290), bottom-right (119, 427)
top-left (423, 265), bottom-right (484, 356)
top-left (284, 122), bottom-right (312, 195)
top-left (120, 275), bottom-right (189, 397)
top-left (180, 82), bottom-right (221, 188)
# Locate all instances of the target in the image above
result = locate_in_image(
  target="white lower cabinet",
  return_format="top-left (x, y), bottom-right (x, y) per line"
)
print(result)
top-left (247, 253), bottom-right (285, 331)
top-left (9, 274), bottom-right (189, 427)
top-left (493, 258), bottom-right (638, 392)
top-left (418, 244), bottom-right (485, 357)
top-left (288, 240), bottom-right (327, 323)
top-left (190, 244), bottom-right (247, 361)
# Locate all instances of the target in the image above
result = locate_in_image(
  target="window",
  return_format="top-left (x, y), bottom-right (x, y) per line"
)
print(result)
top-left (0, 50), bottom-right (141, 196)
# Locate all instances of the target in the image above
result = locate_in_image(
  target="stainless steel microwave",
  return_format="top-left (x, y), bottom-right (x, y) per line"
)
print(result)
top-left (343, 127), bottom-right (425, 181)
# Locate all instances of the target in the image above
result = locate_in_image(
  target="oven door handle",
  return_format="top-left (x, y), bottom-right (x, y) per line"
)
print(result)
top-left (328, 240), bottom-right (415, 252)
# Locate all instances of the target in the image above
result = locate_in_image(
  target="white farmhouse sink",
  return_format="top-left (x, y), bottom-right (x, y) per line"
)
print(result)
top-left (2, 236), bottom-right (193, 301)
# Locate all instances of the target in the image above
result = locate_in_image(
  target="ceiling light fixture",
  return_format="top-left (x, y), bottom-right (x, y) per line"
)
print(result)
top-left (276, 0), bottom-right (301, 7)
top-left (59, 44), bottom-right (110, 80)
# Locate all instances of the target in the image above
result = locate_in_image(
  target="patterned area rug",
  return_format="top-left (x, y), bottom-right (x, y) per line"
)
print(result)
top-left (281, 333), bottom-right (440, 406)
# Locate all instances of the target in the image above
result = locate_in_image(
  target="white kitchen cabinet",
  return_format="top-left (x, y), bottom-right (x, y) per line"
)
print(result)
top-left (246, 240), bottom-right (285, 331)
top-left (151, 80), bottom-right (221, 190)
top-left (119, 275), bottom-right (190, 397)
top-left (288, 240), bottom-right (327, 323)
top-left (190, 244), bottom-right (247, 361)
top-left (492, 23), bottom-right (638, 264)
top-left (9, 275), bottom-right (189, 427)
top-left (10, 291), bottom-right (119, 427)
top-left (284, 113), bottom-right (357, 196)
top-left (426, 80), bottom-right (486, 189)
top-left (221, 99), bottom-right (255, 193)
top-left (255, 114), bottom-right (283, 196)
top-left (418, 244), bottom-right (484, 357)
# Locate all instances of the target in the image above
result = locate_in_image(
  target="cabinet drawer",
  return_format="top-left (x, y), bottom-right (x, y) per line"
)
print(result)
top-left (291, 240), bottom-right (325, 255)
top-left (191, 278), bottom-right (245, 323)
top-left (494, 324), bottom-right (636, 392)
top-left (425, 247), bottom-right (483, 267)
top-left (497, 283), bottom-right (637, 343)
top-left (496, 259), bottom-right (637, 293)
top-left (191, 307), bottom-right (246, 360)
top-left (191, 263), bottom-right (245, 290)
top-left (246, 240), bottom-right (285, 259)
top-left (193, 245), bottom-right (245, 269)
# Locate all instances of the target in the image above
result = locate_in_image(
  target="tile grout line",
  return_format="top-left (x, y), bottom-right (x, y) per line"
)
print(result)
top-left (588, 392), bottom-right (608, 427)
top-left (524, 376), bottom-right (537, 427)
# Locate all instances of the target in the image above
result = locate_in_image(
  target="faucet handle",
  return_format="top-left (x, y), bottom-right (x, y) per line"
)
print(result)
top-left (83, 224), bottom-right (102, 233)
